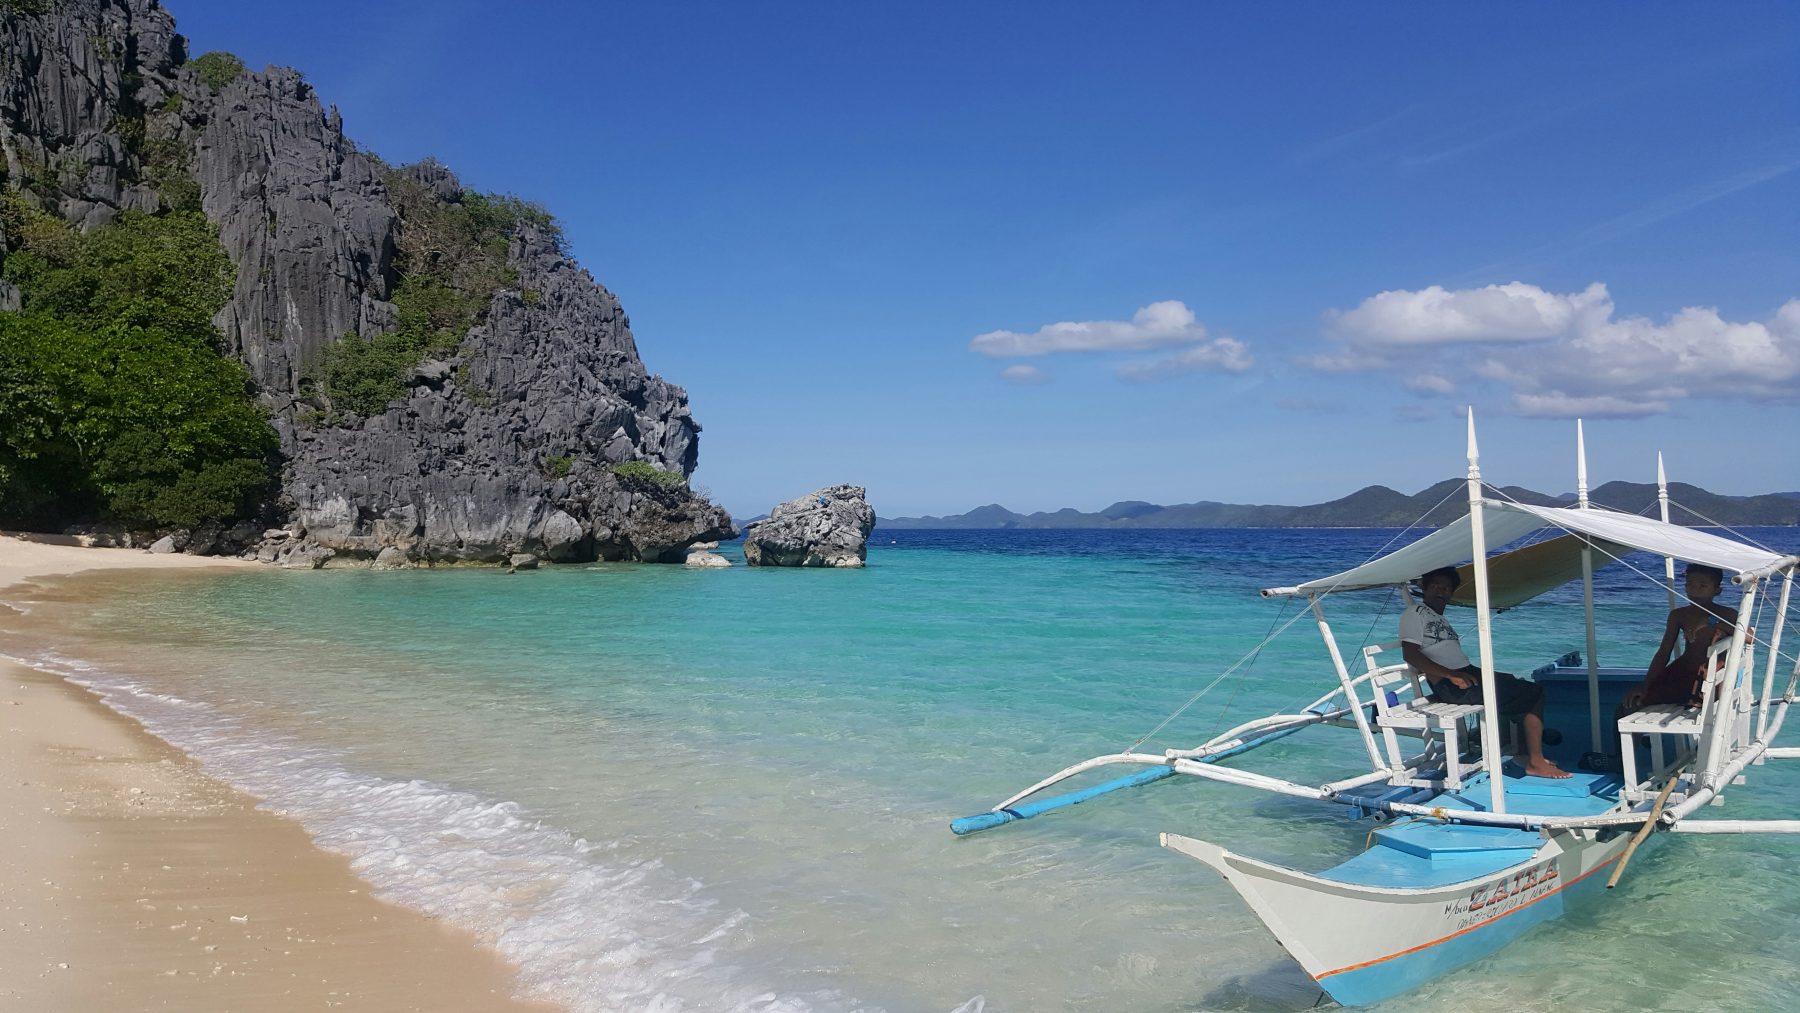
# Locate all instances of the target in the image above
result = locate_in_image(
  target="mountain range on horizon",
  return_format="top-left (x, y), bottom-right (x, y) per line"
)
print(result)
top-left (877, 480), bottom-right (1800, 530)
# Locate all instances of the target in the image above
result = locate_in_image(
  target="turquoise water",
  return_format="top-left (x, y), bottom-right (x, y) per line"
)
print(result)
top-left (5, 528), bottom-right (1800, 1011)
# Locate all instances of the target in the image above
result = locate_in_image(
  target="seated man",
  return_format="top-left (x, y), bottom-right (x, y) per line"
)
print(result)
top-left (1401, 566), bottom-right (1569, 779)
top-left (1624, 563), bottom-right (1739, 711)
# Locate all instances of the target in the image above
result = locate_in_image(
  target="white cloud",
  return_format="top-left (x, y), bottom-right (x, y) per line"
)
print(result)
top-left (970, 300), bottom-right (1214, 357)
top-left (1000, 364), bottom-right (1049, 385)
top-left (1330, 282), bottom-right (1608, 346)
top-left (1511, 392), bottom-right (1667, 418)
top-left (1405, 372), bottom-right (1456, 395)
top-left (1304, 282), bottom-right (1800, 418)
top-left (1118, 338), bottom-right (1253, 381)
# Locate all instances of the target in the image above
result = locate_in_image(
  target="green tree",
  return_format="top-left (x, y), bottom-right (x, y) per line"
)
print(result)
top-left (189, 51), bottom-right (245, 91)
top-left (0, 204), bottom-right (277, 531)
top-left (4, 209), bottom-right (234, 336)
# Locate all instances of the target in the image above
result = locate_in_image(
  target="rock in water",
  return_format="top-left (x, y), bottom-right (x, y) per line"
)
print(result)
top-left (742, 486), bottom-right (875, 567)
top-left (370, 546), bottom-right (411, 570)
top-left (508, 553), bottom-right (539, 571)
top-left (684, 550), bottom-right (730, 568)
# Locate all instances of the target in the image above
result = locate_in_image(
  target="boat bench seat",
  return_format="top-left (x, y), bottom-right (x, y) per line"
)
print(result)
top-left (1362, 641), bottom-right (1488, 791)
top-left (1378, 699), bottom-right (1484, 731)
top-left (1617, 704), bottom-right (1702, 736)
top-left (1617, 639), bottom-right (1736, 801)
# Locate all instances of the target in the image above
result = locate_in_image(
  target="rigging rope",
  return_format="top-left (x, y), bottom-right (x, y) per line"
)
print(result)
top-left (1125, 480), bottom-right (1467, 753)
top-left (1480, 483), bottom-right (1800, 672)
top-left (1206, 596), bottom-right (1292, 734)
top-left (1664, 497), bottom-right (1790, 556)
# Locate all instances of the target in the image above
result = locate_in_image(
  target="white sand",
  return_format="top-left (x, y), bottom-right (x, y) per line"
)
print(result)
top-left (0, 533), bottom-right (553, 1010)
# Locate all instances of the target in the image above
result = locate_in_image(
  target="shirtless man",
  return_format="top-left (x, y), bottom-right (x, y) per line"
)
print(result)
top-left (1401, 566), bottom-right (1570, 779)
top-left (1625, 563), bottom-right (1738, 711)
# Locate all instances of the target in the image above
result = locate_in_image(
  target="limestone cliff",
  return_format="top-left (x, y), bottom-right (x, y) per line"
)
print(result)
top-left (0, 0), bottom-right (734, 561)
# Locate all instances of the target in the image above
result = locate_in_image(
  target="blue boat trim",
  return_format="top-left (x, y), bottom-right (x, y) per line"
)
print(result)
top-left (949, 717), bottom-right (1322, 835)
top-left (1316, 848), bottom-right (1625, 1002)
top-left (949, 765), bottom-right (1179, 835)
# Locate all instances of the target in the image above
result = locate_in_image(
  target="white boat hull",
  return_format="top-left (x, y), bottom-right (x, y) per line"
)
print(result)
top-left (1161, 826), bottom-right (1637, 1007)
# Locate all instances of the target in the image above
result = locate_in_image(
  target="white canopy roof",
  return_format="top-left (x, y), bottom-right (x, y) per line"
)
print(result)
top-left (1491, 503), bottom-right (1791, 578)
top-left (1263, 500), bottom-right (1794, 600)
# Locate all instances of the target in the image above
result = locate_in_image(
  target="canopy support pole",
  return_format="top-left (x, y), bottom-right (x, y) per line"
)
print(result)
top-left (1756, 568), bottom-right (1792, 742)
top-left (1467, 408), bottom-right (1506, 815)
top-left (1578, 420), bottom-right (1602, 754)
top-left (1310, 596), bottom-right (1387, 773)
top-left (1786, 624), bottom-right (1800, 703)
top-left (1702, 579), bottom-right (1759, 788)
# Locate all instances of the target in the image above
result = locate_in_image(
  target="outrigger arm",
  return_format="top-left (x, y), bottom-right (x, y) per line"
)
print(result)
top-left (949, 709), bottom-right (1348, 835)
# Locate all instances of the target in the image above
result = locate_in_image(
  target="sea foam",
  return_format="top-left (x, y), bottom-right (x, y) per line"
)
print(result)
top-left (8, 648), bottom-right (854, 1012)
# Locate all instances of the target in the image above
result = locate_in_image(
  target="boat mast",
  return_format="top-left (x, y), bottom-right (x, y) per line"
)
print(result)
top-left (1658, 453), bottom-right (1677, 610)
top-left (1578, 420), bottom-right (1602, 755)
top-left (1466, 408), bottom-right (1506, 814)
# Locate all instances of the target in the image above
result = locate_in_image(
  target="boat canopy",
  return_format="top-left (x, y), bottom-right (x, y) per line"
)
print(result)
top-left (1447, 531), bottom-right (1634, 609)
top-left (1262, 500), bottom-right (1793, 603)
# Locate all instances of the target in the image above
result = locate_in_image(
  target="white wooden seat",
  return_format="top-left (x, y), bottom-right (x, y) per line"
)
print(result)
top-left (1618, 639), bottom-right (1733, 801)
top-left (1363, 641), bottom-right (1485, 790)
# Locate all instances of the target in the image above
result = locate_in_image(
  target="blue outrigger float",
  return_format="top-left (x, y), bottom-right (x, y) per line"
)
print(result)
top-left (953, 413), bottom-right (1800, 1007)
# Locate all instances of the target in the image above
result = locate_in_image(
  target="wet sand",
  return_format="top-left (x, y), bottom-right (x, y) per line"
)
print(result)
top-left (0, 534), bottom-right (552, 1011)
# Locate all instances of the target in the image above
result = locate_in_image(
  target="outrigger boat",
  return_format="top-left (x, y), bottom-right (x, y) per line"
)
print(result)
top-left (951, 412), bottom-right (1800, 1007)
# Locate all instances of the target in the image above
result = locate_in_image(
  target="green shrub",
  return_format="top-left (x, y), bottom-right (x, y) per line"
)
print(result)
top-left (319, 330), bottom-right (417, 417)
top-left (0, 314), bottom-right (275, 530)
top-left (543, 454), bottom-right (574, 479)
top-left (0, 191), bottom-right (78, 263)
top-left (0, 0), bottom-right (58, 16)
top-left (0, 207), bottom-right (275, 531)
top-left (610, 460), bottom-right (686, 492)
top-left (189, 51), bottom-right (245, 91)
top-left (5, 209), bottom-right (232, 335)
top-left (391, 275), bottom-right (488, 357)
top-left (132, 135), bottom-right (201, 212)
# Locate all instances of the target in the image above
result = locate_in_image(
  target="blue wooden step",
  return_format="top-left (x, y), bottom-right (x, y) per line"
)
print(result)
top-left (1372, 820), bottom-right (1545, 861)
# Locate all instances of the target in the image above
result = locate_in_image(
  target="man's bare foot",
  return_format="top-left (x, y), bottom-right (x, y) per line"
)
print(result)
top-left (1521, 757), bottom-right (1572, 779)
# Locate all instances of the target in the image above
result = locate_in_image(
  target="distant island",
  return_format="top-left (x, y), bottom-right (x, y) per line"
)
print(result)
top-left (879, 480), bottom-right (1800, 529)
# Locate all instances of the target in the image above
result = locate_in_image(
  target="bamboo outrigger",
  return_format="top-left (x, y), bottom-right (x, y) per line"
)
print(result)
top-left (952, 411), bottom-right (1800, 1007)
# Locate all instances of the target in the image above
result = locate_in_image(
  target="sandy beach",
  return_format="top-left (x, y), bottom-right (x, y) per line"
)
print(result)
top-left (0, 535), bottom-right (551, 1011)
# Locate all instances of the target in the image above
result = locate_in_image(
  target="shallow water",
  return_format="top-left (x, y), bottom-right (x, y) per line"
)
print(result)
top-left (4, 527), bottom-right (1798, 1011)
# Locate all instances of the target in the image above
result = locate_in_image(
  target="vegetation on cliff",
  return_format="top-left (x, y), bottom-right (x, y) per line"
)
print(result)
top-left (0, 199), bottom-right (277, 530)
top-left (610, 460), bottom-right (688, 492)
top-left (312, 162), bottom-right (560, 419)
top-left (187, 50), bottom-right (244, 91)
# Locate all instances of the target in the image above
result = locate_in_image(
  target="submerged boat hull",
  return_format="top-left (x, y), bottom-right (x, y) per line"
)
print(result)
top-left (1161, 826), bottom-right (1636, 1007)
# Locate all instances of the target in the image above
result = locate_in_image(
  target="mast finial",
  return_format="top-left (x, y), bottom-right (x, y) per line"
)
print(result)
top-left (1657, 451), bottom-right (1667, 486)
top-left (1465, 407), bottom-right (1481, 480)
top-left (1576, 418), bottom-right (1589, 508)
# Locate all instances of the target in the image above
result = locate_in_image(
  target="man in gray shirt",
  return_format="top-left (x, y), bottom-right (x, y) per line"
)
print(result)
top-left (1400, 566), bottom-right (1569, 779)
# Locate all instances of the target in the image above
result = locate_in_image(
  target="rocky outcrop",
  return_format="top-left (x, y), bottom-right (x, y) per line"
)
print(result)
top-left (0, 0), bottom-right (730, 563)
top-left (684, 541), bottom-right (729, 568)
top-left (370, 546), bottom-right (410, 570)
top-left (742, 486), bottom-right (875, 568)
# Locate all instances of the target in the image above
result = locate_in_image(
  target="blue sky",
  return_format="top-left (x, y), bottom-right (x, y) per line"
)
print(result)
top-left (170, 2), bottom-right (1799, 517)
